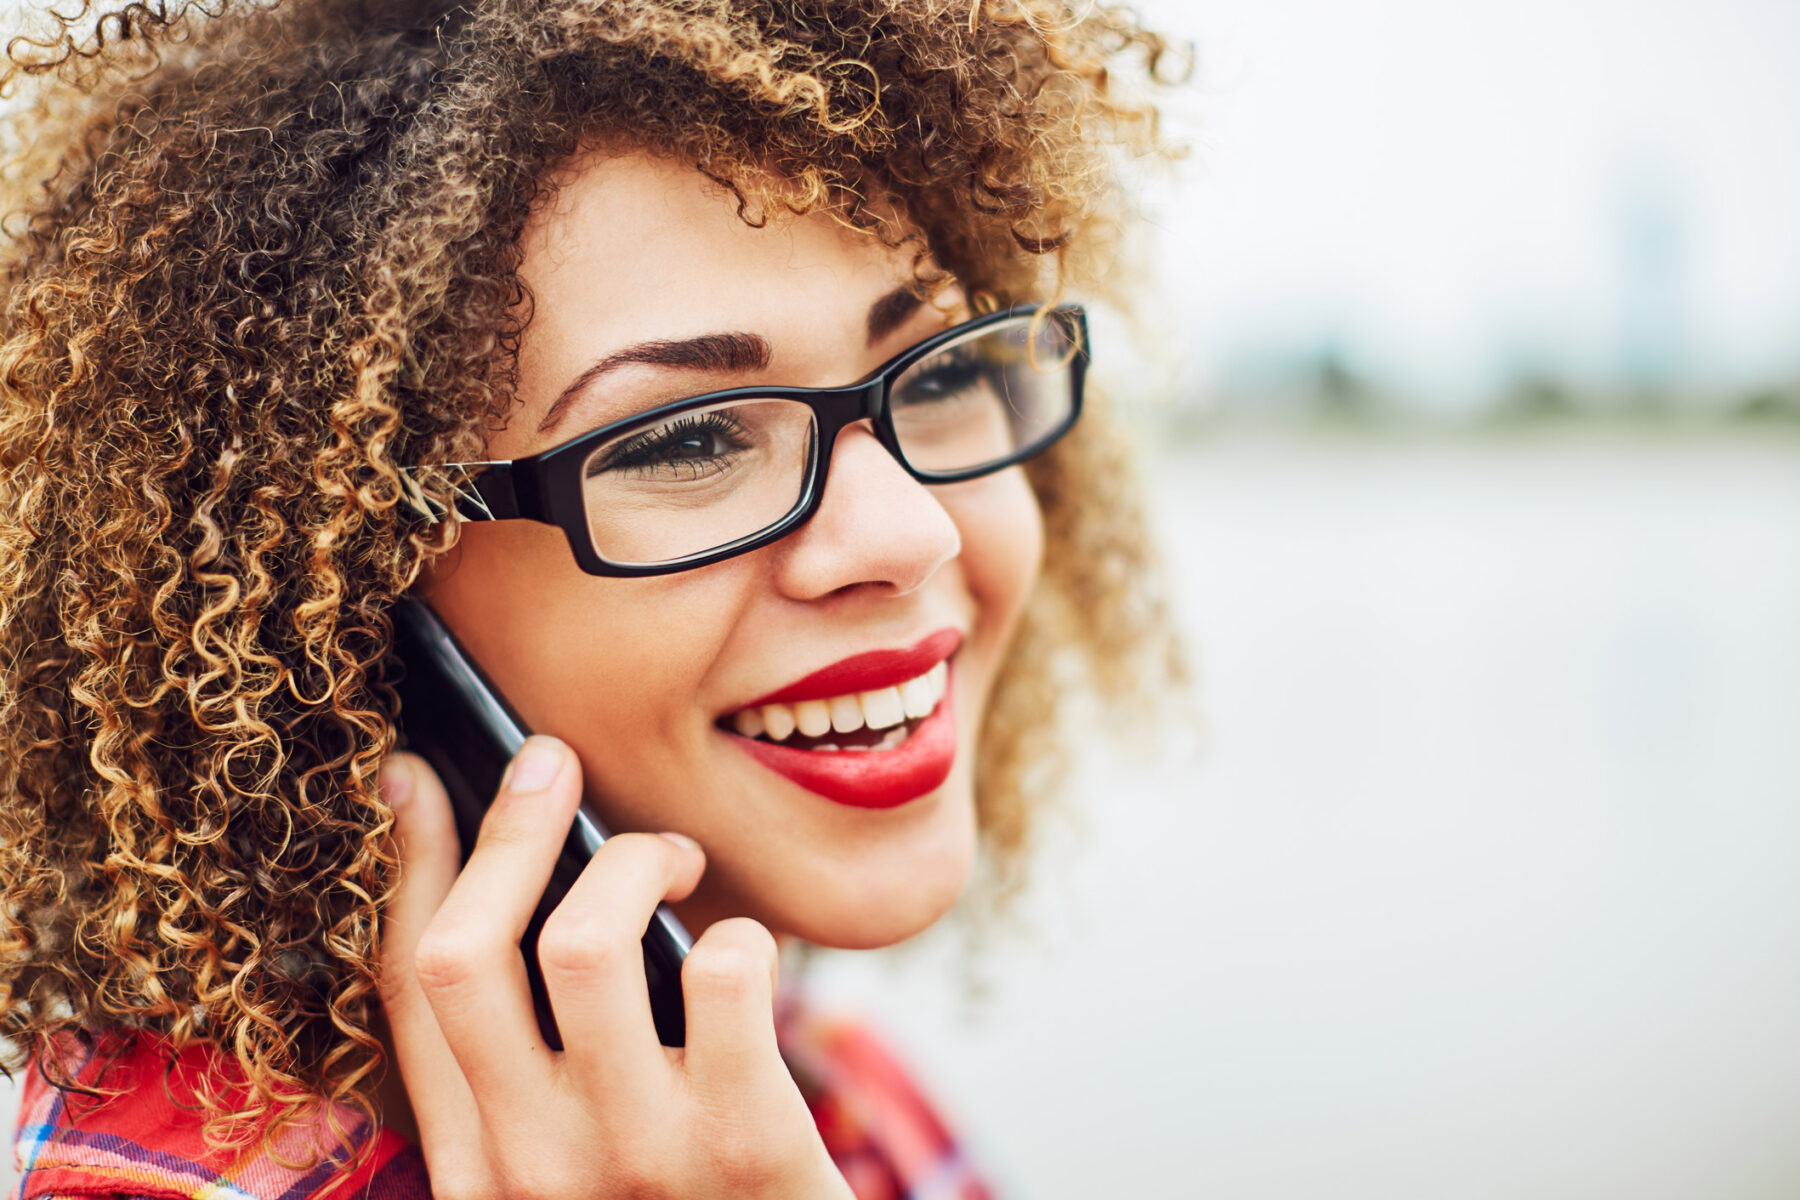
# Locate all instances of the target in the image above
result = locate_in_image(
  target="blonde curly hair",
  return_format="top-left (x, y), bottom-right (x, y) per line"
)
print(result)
top-left (0, 0), bottom-right (1186, 1163)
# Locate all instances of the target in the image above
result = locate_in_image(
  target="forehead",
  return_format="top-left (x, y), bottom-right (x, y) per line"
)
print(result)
top-left (516, 150), bottom-right (917, 354)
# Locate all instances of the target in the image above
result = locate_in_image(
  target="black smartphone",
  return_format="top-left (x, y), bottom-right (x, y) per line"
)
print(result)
top-left (389, 594), bottom-right (691, 1049)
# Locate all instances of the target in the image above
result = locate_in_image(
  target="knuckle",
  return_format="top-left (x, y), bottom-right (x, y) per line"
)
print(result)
top-left (683, 941), bottom-right (771, 1002)
top-left (607, 1159), bottom-right (667, 1200)
top-left (496, 1175), bottom-right (561, 1200)
top-left (491, 1154), bottom-right (598, 1200)
top-left (535, 922), bottom-right (630, 983)
top-left (411, 930), bottom-right (482, 995)
top-left (425, 1162), bottom-right (503, 1200)
top-left (566, 1143), bottom-right (670, 1200)
top-left (703, 1123), bottom-right (800, 1191)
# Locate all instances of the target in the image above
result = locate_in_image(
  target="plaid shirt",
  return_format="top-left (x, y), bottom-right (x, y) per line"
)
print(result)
top-left (11, 998), bottom-right (994, 1200)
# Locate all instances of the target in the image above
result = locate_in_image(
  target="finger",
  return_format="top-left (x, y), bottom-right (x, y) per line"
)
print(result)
top-left (411, 735), bottom-right (579, 1111)
top-left (537, 829), bottom-right (706, 1098)
top-left (376, 752), bottom-right (482, 1150)
top-left (676, 917), bottom-right (789, 1106)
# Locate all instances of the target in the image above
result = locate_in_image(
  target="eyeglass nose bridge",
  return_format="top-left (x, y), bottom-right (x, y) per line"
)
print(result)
top-left (808, 374), bottom-right (916, 471)
top-left (773, 376), bottom-right (922, 539)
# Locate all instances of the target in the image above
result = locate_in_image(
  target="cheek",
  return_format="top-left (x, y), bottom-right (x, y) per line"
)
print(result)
top-left (944, 468), bottom-right (1044, 665)
top-left (419, 521), bottom-right (749, 773)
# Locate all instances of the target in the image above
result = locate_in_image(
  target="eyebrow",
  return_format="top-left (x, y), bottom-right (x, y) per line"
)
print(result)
top-left (537, 332), bottom-right (771, 434)
top-left (865, 286), bottom-right (925, 344)
top-left (538, 285), bottom-right (927, 435)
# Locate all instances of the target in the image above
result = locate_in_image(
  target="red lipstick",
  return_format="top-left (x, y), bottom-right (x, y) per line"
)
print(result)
top-left (738, 628), bottom-right (962, 709)
top-left (732, 679), bottom-right (957, 809)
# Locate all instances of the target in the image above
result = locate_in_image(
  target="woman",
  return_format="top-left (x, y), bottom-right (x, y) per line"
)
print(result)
top-left (0, 0), bottom-right (1184, 1195)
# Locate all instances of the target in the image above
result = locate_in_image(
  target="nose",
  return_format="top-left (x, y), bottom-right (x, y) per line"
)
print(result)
top-left (772, 422), bottom-right (961, 599)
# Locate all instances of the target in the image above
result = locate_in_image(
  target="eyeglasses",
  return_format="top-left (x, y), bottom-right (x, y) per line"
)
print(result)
top-left (408, 303), bottom-right (1087, 577)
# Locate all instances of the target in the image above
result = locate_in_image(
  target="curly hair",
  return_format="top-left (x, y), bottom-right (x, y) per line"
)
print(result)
top-left (0, 0), bottom-right (1186, 1166)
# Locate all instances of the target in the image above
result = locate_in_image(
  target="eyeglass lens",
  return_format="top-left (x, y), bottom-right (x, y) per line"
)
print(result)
top-left (577, 312), bottom-right (1078, 567)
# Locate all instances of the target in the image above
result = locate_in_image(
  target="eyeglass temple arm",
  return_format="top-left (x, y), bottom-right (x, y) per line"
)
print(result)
top-left (397, 461), bottom-right (521, 524)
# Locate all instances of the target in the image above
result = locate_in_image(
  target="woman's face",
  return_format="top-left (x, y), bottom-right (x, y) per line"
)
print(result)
top-left (420, 151), bottom-right (1044, 948)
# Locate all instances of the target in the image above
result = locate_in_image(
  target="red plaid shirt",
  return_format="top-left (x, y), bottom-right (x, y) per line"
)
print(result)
top-left (10, 999), bottom-right (994, 1200)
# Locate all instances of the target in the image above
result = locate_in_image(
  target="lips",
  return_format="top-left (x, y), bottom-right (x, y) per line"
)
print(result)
top-left (738, 628), bottom-right (963, 708)
top-left (730, 679), bottom-right (957, 809)
top-left (721, 628), bottom-right (963, 809)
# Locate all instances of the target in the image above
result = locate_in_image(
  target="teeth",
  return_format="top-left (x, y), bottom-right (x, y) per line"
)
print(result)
top-left (861, 686), bottom-right (905, 729)
top-left (828, 695), bottom-right (864, 734)
top-left (731, 661), bottom-right (949, 745)
top-left (794, 699), bottom-right (832, 738)
top-left (761, 703), bottom-right (796, 741)
top-left (733, 707), bottom-right (766, 739)
top-left (898, 676), bottom-right (934, 720)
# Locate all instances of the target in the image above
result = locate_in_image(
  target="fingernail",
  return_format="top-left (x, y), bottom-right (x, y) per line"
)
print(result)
top-left (658, 831), bottom-right (701, 854)
top-left (505, 736), bottom-right (564, 794)
top-left (378, 758), bottom-right (415, 808)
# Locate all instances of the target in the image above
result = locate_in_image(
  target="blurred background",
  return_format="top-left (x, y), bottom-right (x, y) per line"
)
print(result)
top-left (803, 0), bottom-right (1800, 1197)
top-left (6, 0), bottom-right (1800, 1194)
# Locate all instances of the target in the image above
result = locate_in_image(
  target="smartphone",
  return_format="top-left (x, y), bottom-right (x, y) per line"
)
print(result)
top-left (389, 594), bottom-right (691, 1048)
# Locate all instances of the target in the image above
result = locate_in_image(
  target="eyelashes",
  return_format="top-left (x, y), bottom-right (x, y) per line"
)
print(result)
top-left (588, 410), bottom-right (753, 480)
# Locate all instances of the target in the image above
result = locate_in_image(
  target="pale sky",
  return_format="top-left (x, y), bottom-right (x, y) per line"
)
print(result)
top-left (1126, 0), bottom-right (1800, 408)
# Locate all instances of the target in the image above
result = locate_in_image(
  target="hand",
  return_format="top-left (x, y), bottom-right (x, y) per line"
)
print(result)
top-left (377, 736), bottom-right (854, 1200)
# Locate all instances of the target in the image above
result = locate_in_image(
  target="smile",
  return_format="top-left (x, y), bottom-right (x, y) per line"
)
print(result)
top-left (727, 660), bottom-right (948, 748)
top-left (718, 630), bottom-right (962, 809)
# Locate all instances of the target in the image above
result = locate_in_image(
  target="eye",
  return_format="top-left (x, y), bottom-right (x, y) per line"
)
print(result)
top-left (588, 411), bottom-right (752, 480)
top-left (894, 347), bottom-right (987, 405)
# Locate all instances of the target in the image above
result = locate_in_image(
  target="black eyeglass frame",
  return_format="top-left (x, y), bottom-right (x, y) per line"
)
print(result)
top-left (434, 303), bottom-right (1089, 577)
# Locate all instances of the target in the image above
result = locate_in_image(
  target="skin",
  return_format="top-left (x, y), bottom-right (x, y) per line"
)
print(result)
top-left (417, 150), bottom-right (1043, 945)
top-left (374, 150), bottom-right (1046, 1194)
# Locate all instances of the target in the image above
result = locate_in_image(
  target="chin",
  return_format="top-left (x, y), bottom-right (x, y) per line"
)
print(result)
top-left (776, 868), bottom-right (971, 951)
top-left (690, 775), bottom-right (980, 951)
top-left (814, 767), bottom-right (984, 948)
top-left (789, 844), bottom-right (973, 950)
